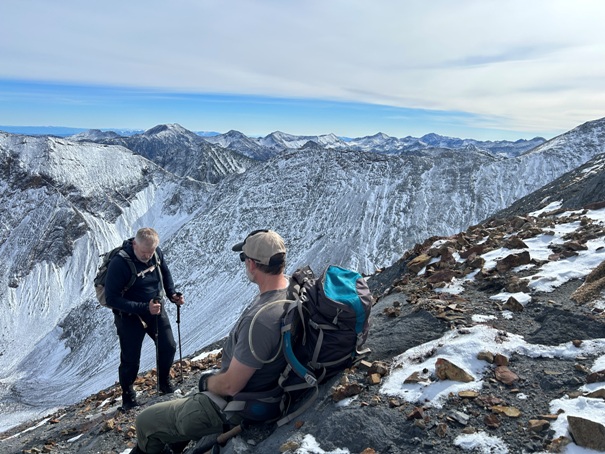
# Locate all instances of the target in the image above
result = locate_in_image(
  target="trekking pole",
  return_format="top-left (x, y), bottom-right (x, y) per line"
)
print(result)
top-left (154, 297), bottom-right (161, 395)
top-left (172, 292), bottom-right (184, 383)
top-left (176, 303), bottom-right (183, 383)
top-left (215, 425), bottom-right (242, 445)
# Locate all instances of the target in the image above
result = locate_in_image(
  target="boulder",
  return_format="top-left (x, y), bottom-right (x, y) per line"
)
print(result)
top-left (567, 415), bottom-right (605, 451)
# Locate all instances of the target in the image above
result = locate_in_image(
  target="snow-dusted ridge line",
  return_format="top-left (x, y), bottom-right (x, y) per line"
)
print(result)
top-left (0, 133), bottom-right (150, 198)
top-left (202, 126), bottom-right (546, 158)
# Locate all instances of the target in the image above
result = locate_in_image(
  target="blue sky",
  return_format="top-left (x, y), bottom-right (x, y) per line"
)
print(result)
top-left (1, 0), bottom-right (605, 141)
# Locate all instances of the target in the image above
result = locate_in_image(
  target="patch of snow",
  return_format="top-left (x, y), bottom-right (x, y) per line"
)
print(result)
top-left (454, 431), bottom-right (509, 453)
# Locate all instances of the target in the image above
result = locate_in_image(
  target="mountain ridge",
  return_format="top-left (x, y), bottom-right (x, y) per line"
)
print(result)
top-left (202, 127), bottom-right (546, 158)
top-left (1, 124), bottom-right (545, 153)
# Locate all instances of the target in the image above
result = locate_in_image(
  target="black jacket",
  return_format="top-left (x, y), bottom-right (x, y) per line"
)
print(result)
top-left (105, 241), bottom-right (176, 315)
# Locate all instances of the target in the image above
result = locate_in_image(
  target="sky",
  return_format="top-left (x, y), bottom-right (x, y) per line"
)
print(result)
top-left (1, 1), bottom-right (605, 141)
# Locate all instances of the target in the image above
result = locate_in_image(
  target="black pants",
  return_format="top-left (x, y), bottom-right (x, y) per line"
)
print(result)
top-left (114, 310), bottom-right (176, 393)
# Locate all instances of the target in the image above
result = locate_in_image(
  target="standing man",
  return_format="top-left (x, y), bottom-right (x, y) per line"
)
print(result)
top-left (105, 227), bottom-right (185, 411)
top-left (130, 229), bottom-right (289, 454)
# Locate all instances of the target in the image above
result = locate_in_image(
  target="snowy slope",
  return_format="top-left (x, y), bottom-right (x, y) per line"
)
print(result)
top-left (0, 133), bottom-right (209, 430)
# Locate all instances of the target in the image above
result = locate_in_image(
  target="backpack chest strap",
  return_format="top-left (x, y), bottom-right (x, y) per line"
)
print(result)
top-left (137, 263), bottom-right (156, 278)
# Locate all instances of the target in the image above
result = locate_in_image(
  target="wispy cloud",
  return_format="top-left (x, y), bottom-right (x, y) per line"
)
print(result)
top-left (1, 0), bottom-right (604, 139)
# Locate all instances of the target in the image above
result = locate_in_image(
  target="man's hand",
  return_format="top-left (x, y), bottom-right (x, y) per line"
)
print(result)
top-left (149, 298), bottom-right (161, 315)
top-left (170, 292), bottom-right (185, 306)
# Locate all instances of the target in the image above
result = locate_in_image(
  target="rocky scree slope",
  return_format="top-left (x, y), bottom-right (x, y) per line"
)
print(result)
top-left (3, 198), bottom-right (605, 453)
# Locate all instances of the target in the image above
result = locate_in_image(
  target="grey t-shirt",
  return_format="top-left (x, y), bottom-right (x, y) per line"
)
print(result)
top-left (221, 284), bottom-right (290, 393)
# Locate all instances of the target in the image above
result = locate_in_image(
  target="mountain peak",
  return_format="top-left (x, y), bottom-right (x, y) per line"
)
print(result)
top-left (369, 132), bottom-right (391, 140)
top-left (224, 129), bottom-right (247, 137)
top-left (68, 129), bottom-right (121, 141)
top-left (144, 123), bottom-right (191, 136)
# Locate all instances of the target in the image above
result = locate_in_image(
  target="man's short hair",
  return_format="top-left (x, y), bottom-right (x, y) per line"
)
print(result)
top-left (255, 255), bottom-right (286, 275)
top-left (135, 227), bottom-right (160, 247)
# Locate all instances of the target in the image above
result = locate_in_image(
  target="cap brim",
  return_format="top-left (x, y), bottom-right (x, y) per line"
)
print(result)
top-left (232, 241), bottom-right (245, 252)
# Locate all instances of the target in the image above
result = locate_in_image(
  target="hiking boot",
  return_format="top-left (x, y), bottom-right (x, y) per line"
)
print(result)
top-left (159, 380), bottom-right (174, 395)
top-left (120, 390), bottom-right (139, 412)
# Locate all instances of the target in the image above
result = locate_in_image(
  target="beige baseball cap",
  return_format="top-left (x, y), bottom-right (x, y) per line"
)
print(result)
top-left (232, 229), bottom-right (286, 266)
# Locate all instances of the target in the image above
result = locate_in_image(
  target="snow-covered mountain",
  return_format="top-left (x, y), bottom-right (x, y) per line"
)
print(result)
top-left (340, 132), bottom-right (546, 156)
top-left (259, 131), bottom-right (343, 151)
top-left (0, 132), bottom-right (210, 431)
top-left (201, 129), bottom-right (272, 161)
top-left (68, 129), bottom-right (122, 141)
top-left (491, 152), bottom-right (605, 220)
top-left (203, 129), bottom-right (546, 158)
top-left (2, 123), bottom-right (547, 158)
top-left (0, 117), bottom-right (604, 433)
top-left (72, 124), bottom-right (255, 184)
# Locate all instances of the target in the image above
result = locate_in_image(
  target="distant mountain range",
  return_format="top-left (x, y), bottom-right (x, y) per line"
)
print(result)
top-left (0, 125), bottom-right (146, 137)
top-left (1, 124), bottom-right (546, 158)
top-left (203, 129), bottom-right (546, 158)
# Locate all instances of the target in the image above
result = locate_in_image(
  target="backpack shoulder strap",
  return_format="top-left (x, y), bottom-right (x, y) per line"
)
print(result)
top-left (118, 246), bottom-right (165, 297)
top-left (281, 309), bottom-right (318, 387)
top-left (117, 249), bottom-right (138, 293)
top-left (153, 250), bottom-right (165, 298)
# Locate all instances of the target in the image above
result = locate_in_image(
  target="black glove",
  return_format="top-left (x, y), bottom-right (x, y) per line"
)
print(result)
top-left (199, 371), bottom-right (216, 392)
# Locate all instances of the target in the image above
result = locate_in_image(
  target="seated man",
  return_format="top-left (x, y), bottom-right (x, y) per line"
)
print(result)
top-left (131, 229), bottom-right (290, 454)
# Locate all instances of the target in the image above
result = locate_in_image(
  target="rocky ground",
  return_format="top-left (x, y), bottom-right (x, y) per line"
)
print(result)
top-left (2, 206), bottom-right (605, 454)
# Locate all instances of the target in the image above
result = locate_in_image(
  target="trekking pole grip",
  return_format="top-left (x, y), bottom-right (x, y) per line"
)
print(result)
top-left (173, 292), bottom-right (182, 322)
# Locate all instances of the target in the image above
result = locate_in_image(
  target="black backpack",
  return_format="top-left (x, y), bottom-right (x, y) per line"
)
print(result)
top-left (277, 265), bottom-right (372, 424)
top-left (93, 238), bottom-right (162, 307)
top-left (221, 265), bottom-right (373, 425)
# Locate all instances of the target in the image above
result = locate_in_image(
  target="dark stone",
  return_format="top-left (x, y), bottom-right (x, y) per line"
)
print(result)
top-left (526, 307), bottom-right (605, 345)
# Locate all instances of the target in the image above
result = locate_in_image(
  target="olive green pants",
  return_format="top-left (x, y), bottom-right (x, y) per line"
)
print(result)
top-left (135, 393), bottom-right (225, 454)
